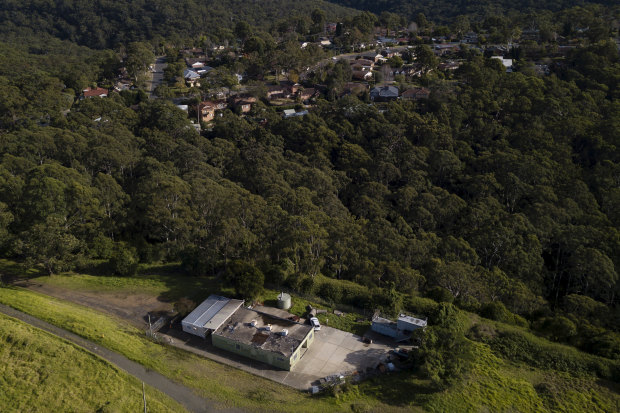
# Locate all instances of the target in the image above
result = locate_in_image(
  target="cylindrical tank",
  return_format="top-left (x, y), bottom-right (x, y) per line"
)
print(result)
top-left (277, 292), bottom-right (291, 310)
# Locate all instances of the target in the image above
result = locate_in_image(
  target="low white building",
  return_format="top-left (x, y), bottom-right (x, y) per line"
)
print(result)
top-left (491, 56), bottom-right (514, 72)
top-left (182, 295), bottom-right (244, 338)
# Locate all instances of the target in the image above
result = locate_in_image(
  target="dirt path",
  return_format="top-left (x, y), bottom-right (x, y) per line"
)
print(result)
top-left (0, 303), bottom-right (239, 413)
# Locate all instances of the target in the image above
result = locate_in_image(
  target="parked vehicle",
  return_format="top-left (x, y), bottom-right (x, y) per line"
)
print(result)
top-left (310, 317), bottom-right (321, 331)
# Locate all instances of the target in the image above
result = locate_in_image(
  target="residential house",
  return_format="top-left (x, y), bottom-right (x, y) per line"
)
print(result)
top-left (113, 80), bottom-right (132, 92)
top-left (491, 56), bottom-right (513, 72)
top-left (370, 85), bottom-right (399, 101)
top-left (350, 59), bottom-right (375, 72)
top-left (229, 96), bottom-right (256, 113)
top-left (195, 66), bottom-right (214, 76)
top-left (199, 102), bottom-right (217, 122)
top-left (401, 87), bottom-right (430, 100)
top-left (439, 61), bottom-right (461, 71)
top-left (380, 49), bottom-right (400, 58)
top-left (433, 44), bottom-right (461, 56)
top-left (82, 87), bottom-right (108, 98)
top-left (352, 70), bottom-right (373, 81)
top-left (186, 58), bottom-right (206, 69)
top-left (267, 82), bottom-right (300, 100)
top-left (362, 52), bottom-right (385, 63)
top-left (298, 88), bottom-right (318, 102)
top-left (183, 69), bottom-right (201, 87)
top-left (197, 100), bottom-right (227, 122)
top-left (283, 109), bottom-right (309, 118)
top-left (463, 32), bottom-right (479, 44)
top-left (266, 85), bottom-right (289, 100)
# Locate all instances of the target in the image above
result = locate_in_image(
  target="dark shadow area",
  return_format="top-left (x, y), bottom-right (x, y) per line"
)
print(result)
top-left (359, 371), bottom-right (439, 406)
top-left (155, 274), bottom-right (227, 304)
top-left (137, 262), bottom-right (184, 277)
top-left (343, 347), bottom-right (391, 371)
top-left (0, 260), bottom-right (45, 284)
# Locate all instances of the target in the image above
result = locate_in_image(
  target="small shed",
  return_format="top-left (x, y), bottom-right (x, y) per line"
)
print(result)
top-left (182, 295), bottom-right (244, 338)
top-left (371, 312), bottom-right (427, 342)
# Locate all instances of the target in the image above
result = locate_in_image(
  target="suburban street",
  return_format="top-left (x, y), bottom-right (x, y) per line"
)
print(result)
top-left (0, 303), bottom-right (239, 413)
top-left (147, 56), bottom-right (167, 99)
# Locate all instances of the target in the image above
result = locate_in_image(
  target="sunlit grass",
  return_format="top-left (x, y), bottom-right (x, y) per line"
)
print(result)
top-left (0, 313), bottom-right (184, 412)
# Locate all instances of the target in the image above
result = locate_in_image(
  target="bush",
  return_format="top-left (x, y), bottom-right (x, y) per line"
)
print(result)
top-left (225, 260), bottom-right (264, 301)
top-left (426, 286), bottom-right (454, 303)
top-left (404, 295), bottom-right (440, 317)
top-left (318, 282), bottom-right (343, 303)
top-left (536, 316), bottom-right (577, 342)
top-left (369, 285), bottom-right (402, 318)
top-left (108, 242), bottom-right (138, 276)
top-left (298, 276), bottom-right (316, 295)
top-left (481, 301), bottom-right (512, 322)
top-left (179, 246), bottom-right (211, 276)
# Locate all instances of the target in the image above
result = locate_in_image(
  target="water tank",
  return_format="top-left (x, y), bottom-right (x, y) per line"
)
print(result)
top-left (277, 292), bottom-right (292, 310)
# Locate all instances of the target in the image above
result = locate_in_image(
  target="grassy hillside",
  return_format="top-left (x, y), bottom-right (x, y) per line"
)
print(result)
top-left (0, 285), bottom-right (410, 412)
top-left (0, 313), bottom-right (184, 412)
top-left (0, 262), bottom-right (618, 412)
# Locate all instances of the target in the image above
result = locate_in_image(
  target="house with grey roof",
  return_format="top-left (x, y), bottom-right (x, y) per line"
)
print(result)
top-left (370, 85), bottom-right (399, 101)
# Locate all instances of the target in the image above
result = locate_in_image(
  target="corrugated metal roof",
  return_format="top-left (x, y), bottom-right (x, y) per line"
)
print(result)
top-left (398, 314), bottom-right (427, 327)
top-left (183, 295), bottom-right (244, 331)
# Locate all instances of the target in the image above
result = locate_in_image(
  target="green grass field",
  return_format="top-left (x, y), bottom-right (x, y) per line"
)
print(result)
top-left (0, 313), bottom-right (184, 413)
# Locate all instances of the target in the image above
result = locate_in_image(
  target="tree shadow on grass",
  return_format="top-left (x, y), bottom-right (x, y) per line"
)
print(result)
top-left (359, 371), bottom-right (440, 407)
top-left (0, 260), bottom-right (45, 284)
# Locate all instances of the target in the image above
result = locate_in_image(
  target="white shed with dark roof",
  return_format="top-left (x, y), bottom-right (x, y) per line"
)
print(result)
top-left (182, 295), bottom-right (244, 338)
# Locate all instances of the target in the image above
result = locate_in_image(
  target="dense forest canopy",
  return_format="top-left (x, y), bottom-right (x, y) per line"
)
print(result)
top-left (326, 0), bottom-right (619, 22)
top-left (0, 0), bottom-right (355, 49)
top-left (0, 0), bottom-right (619, 402)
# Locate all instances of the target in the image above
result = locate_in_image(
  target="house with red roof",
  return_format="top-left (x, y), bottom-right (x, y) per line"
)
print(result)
top-left (82, 87), bottom-right (108, 98)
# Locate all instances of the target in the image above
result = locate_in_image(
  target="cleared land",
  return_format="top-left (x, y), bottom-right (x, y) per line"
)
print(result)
top-left (0, 313), bottom-right (184, 413)
top-left (2, 261), bottom-right (619, 412)
top-left (0, 285), bottom-right (409, 412)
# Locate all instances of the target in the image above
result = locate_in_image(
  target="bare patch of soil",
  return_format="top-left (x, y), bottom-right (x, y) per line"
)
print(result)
top-left (20, 281), bottom-right (173, 328)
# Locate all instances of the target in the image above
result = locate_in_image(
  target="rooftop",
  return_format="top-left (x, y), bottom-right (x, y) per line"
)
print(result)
top-left (398, 314), bottom-right (427, 327)
top-left (213, 307), bottom-right (312, 358)
top-left (183, 295), bottom-right (244, 331)
top-left (83, 87), bottom-right (108, 97)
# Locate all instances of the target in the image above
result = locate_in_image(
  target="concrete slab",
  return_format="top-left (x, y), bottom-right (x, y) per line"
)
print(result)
top-left (159, 323), bottom-right (393, 390)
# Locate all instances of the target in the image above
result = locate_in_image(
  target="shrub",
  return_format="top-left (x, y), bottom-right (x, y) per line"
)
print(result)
top-left (179, 246), bottom-right (211, 276)
top-left (318, 282), bottom-right (343, 303)
top-left (298, 276), bottom-right (316, 295)
top-left (108, 242), bottom-right (138, 276)
top-left (225, 260), bottom-right (264, 301)
top-left (426, 286), bottom-right (454, 303)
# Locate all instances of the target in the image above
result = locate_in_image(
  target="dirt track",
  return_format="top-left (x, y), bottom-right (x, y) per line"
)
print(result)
top-left (0, 303), bottom-right (240, 413)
